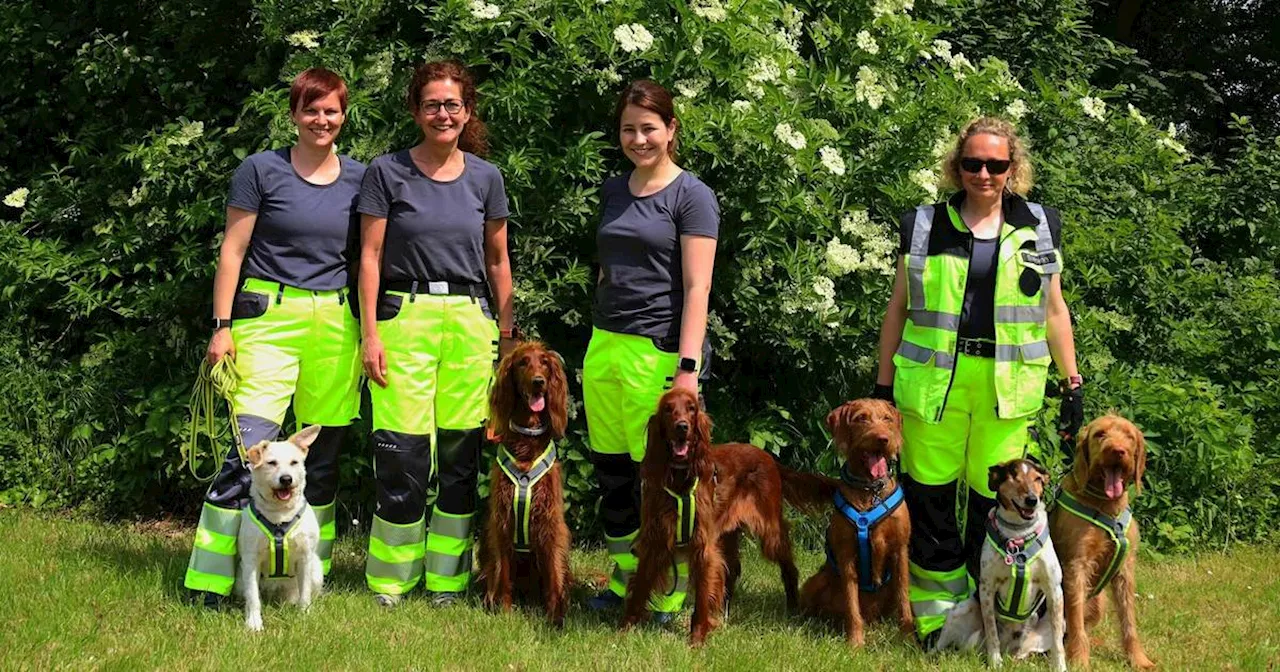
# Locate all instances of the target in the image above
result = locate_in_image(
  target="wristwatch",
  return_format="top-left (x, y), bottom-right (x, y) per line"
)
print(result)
top-left (678, 357), bottom-right (697, 373)
top-left (500, 325), bottom-right (522, 340)
top-left (212, 317), bottom-right (233, 331)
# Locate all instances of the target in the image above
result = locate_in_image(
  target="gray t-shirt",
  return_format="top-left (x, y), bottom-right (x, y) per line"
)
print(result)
top-left (358, 150), bottom-right (510, 285)
top-left (593, 171), bottom-right (720, 341)
top-left (227, 148), bottom-right (365, 291)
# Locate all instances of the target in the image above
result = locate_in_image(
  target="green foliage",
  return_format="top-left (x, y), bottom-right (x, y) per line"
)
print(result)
top-left (1, 0), bottom-right (1277, 553)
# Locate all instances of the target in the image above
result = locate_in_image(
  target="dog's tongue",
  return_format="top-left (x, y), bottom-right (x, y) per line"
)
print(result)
top-left (1104, 467), bottom-right (1125, 499)
top-left (672, 441), bottom-right (689, 458)
top-left (274, 488), bottom-right (293, 501)
top-left (866, 454), bottom-right (888, 480)
top-left (529, 394), bottom-right (546, 413)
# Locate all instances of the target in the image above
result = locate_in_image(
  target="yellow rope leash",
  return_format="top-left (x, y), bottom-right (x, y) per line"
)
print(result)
top-left (184, 356), bottom-right (245, 481)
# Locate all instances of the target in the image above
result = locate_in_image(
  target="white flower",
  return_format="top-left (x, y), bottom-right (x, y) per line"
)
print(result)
top-left (468, 0), bottom-right (501, 19)
top-left (826, 238), bottom-right (862, 276)
top-left (1127, 103), bottom-right (1148, 125)
top-left (731, 99), bottom-right (752, 113)
top-left (931, 39), bottom-right (952, 62)
top-left (774, 122), bottom-right (807, 150)
top-left (1157, 123), bottom-right (1188, 155)
top-left (749, 56), bottom-right (781, 83)
top-left (613, 24), bottom-right (654, 53)
top-left (745, 82), bottom-right (765, 99)
top-left (600, 66), bottom-right (622, 84)
top-left (692, 36), bottom-right (704, 55)
top-left (856, 30), bottom-right (879, 55)
top-left (1165, 122), bottom-right (1179, 137)
top-left (676, 79), bottom-right (707, 99)
top-left (819, 146), bottom-right (846, 176)
top-left (811, 276), bottom-right (837, 313)
top-left (169, 120), bottom-right (205, 147)
top-left (1005, 99), bottom-right (1028, 121)
top-left (912, 168), bottom-right (939, 200)
top-left (3, 187), bottom-right (28, 209)
top-left (839, 209), bottom-right (897, 275)
top-left (841, 209), bottom-right (871, 236)
top-left (286, 31), bottom-right (321, 50)
top-left (948, 53), bottom-right (973, 80)
top-left (932, 131), bottom-right (955, 158)
top-left (854, 66), bottom-right (887, 110)
top-left (1079, 96), bottom-right (1107, 121)
top-left (691, 0), bottom-right (727, 22)
top-left (872, 0), bottom-right (913, 17)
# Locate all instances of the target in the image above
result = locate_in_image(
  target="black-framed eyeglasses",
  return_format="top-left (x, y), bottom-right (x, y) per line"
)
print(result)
top-left (420, 100), bottom-right (464, 115)
top-left (960, 157), bottom-right (1012, 175)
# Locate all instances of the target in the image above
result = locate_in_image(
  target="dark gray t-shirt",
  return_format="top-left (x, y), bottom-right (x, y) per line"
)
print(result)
top-left (227, 148), bottom-right (365, 291)
top-left (593, 171), bottom-right (720, 341)
top-left (358, 150), bottom-right (510, 285)
top-left (959, 236), bottom-right (998, 340)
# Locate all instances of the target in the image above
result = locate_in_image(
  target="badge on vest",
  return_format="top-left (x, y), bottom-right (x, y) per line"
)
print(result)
top-left (1019, 250), bottom-right (1057, 266)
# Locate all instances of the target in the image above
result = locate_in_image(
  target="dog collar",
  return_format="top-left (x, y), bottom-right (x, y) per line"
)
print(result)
top-left (497, 443), bottom-right (557, 552)
top-left (839, 462), bottom-right (895, 495)
top-left (509, 419), bottom-right (549, 437)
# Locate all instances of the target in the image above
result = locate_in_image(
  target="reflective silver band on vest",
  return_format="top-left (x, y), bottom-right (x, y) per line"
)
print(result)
top-left (909, 309), bottom-right (961, 330)
top-left (995, 305), bottom-right (1045, 324)
top-left (994, 340), bottom-right (1050, 362)
top-left (1024, 202), bottom-right (1063, 274)
top-left (897, 341), bottom-right (955, 369)
top-left (907, 206), bottom-right (935, 312)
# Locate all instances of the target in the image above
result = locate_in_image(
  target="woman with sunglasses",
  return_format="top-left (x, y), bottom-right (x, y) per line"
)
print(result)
top-left (358, 60), bottom-right (515, 607)
top-left (871, 117), bottom-right (1082, 646)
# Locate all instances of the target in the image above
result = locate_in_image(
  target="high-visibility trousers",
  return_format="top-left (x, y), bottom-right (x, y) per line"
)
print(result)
top-left (364, 289), bottom-right (497, 596)
top-left (184, 277), bottom-right (361, 596)
top-left (899, 351), bottom-right (1036, 640)
top-left (582, 327), bottom-right (700, 614)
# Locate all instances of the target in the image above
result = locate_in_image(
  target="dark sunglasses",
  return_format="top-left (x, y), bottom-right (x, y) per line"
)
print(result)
top-left (960, 157), bottom-right (1012, 175)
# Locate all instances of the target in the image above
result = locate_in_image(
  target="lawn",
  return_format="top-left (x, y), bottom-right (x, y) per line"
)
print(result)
top-left (0, 509), bottom-right (1276, 671)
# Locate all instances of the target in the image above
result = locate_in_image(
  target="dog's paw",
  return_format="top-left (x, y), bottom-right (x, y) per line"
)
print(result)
top-left (245, 614), bottom-right (264, 632)
top-left (987, 652), bottom-right (1004, 669)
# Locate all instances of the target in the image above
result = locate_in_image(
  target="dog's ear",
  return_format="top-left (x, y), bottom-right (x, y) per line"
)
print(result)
top-left (1072, 419), bottom-right (1093, 489)
top-left (987, 463), bottom-right (1009, 495)
top-left (288, 425), bottom-right (322, 454)
top-left (545, 348), bottom-right (569, 440)
top-left (695, 397), bottom-right (714, 448)
top-left (488, 346), bottom-right (518, 439)
top-left (1132, 422), bottom-right (1147, 496)
top-left (825, 406), bottom-right (841, 433)
top-left (244, 440), bottom-right (269, 468)
top-left (1031, 459), bottom-right (1051, 490)
top-left (644, 412), bottom-right (664, 465)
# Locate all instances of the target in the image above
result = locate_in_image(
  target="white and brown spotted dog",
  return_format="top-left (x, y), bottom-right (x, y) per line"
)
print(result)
top-left (936, 458), bottom-right (1065, 672)
top-left (237, 425), bottom-right (323, 632)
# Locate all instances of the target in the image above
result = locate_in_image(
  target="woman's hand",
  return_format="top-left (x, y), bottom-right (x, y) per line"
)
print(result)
top-left (363, 335), bottom-right (389, 388)
top-left (672, 369), bottom-right (698, 393)
top-left (499, 335), bottom-right (517, 361)
top-left (206, 329), bottom-right (235, 365)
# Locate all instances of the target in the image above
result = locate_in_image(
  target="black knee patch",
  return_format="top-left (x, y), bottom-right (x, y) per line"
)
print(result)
top-left (965, 489), bottom-right (997, 580)
top-left (303, 425), bottom-right (346, 506)
top-left (434, 428), bottom-right (482, 515)
top-left (589, 452), bottom-right (641, 537)
top-left (372, 430), bottom-right (432, 524)
top-left (901, 475), bottom-right (966, 572)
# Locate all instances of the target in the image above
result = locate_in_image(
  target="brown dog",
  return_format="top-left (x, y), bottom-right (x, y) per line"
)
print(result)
top-left (620, 387), bottom-right (802, 646)
top-left (479, 341), bottom-right (572, 626)
top-left (1049, 414), bottom-right (1153, 669)
top-left (796, 399), bottom-right (913, 647)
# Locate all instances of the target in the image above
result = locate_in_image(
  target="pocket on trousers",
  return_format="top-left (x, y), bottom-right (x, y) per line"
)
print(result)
top-left (477, 297), bottom-right (494, 321)
top-left (230, 291), bottom-right (269, 321)
top-left (651, 335), bottom-right (679, 354)
top-left (376, 293), bottom-right (404, 321)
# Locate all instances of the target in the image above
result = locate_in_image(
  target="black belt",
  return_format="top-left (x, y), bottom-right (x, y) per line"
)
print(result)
top-left (383, 279), bottom-right (488, 298)
top-left (956, 337), bottom-right (995, 358)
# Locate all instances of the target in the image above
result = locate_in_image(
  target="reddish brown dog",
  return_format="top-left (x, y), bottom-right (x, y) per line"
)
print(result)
top-left (1049, 414), bottom-right (1154, 669)
top-left (479, 341), bottom-right (572, 626)
top-left (795, 399), bottom-right (913, 647)
top-left (620, 387), bottom-right (803, 646)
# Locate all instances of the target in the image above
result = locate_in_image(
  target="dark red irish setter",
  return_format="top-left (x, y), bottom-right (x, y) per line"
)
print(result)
top-left (480, 341), bottom-right (571, 626)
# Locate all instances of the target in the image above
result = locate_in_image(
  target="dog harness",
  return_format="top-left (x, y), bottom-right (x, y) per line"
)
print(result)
top-left (497, 441), bottom-right (557, 553)
top-left (1055, 490), bottom-right (1132, 597)
top-left (824, 475), bottom-right (905, 593)
top-left (984, 511), bottom-right (1051, 622)
top-left (662, 478), bottom-right (699, 599)
top-left (245, 501), bottom-right (310, 578)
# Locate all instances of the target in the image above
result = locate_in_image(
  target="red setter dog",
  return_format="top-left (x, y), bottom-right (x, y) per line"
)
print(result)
top-left (795, 400), bottom-right (913, 647)
top-left (621, 387), bottom-right (803, 646)
top-left (479, 341), bottom-right (571, 626)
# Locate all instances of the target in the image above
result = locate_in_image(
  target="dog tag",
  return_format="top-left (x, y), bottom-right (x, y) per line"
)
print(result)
top-left (1004, 554), bottom-right (1015, 566)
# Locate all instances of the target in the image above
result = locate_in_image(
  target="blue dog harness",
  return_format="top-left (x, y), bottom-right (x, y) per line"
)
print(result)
top-left (824, 480), bottom-right (905, 593)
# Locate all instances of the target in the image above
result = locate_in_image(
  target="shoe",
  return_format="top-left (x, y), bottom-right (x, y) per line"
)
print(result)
top-left (651, 611), bottom-right (675, 625)
top-left (189, 589), bottom-right (225, 610)
top-left (587, 589), bottom-right (624, 611)
top-left (429, 591), bottom-right (462, 607)
top-left (374, 593), bottom-right (400, 608)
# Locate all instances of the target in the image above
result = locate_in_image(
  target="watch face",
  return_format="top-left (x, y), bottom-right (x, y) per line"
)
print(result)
top-left (679, 357), bottom-right (697, 372)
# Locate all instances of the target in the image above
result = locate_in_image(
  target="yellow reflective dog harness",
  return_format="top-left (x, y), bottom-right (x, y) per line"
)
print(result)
top-left (246, 501), bottom-right (309, 578)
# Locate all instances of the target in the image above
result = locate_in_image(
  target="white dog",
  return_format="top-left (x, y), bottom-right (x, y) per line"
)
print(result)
top-left (934, 458), bottom-right (1066, 672)
top-left (236, 424), bottom-right (323, 631)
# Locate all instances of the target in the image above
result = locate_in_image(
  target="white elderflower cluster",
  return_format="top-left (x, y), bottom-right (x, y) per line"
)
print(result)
top-left (932, 130), bottom-right (955, 158)
top-left (811, 275), bottom-right (837, 314)
top-left (856, 30), bottom-right (879, 55)
top-left (912, 168), bottom-right (939, 200)
top-left (855, 67), bottom-right (887, 110)
top-left (3, 187), bottom-right (29, 209)
top-left (948, 52), bottom-right (973, 80)
top-left (1079, 96), bottom-right (1107, 121)
top-left (731, 99), bottom-right (752, 113)
top-left (1157, 123), bottom-right (1188, 155)
top-left (818, 146), bottom-right (846, 176)
top-left (1127, 103), bottom-right (1148, 125)
top-left (826, 238), bottom-right (862, 276)
top-left (774, 122), bottom-right (807, 150)
top-left (613, 24), bottom-right (654, 53)
top-left (1005, 99), bottom-right (1028, 121)
top-left (749, 56), bottom-right (781, 83)
top-left (169, 120), bottom-right (205, 147)
top-left (691, 0), bottom-right (727, 22)
top-left (872, 0), bottom-right (913, 17)
top-left (676, 78), bottom-right (707, 99)
top-left (286, 30), bottom-right (321, 50)
top-left (468, 0), bottom-right (501, 19)
top-left (840, 209), bottom-right (896, 275)
top-left (929, 39), bottom-right (952, 62)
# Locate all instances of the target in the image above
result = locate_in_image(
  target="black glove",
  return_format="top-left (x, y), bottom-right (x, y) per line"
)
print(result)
top-left (1057, 384), bottom-right (1084, 448)
top-left (871, 383), bottom-right (895, 404)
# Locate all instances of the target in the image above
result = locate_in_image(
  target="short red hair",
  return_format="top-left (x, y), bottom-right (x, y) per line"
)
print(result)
top-left (289, 67), bottom-right (348, 113)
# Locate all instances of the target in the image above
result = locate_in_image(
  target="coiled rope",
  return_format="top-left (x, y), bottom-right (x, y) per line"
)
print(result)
top-left (184, 356), bottom-right (244, 481)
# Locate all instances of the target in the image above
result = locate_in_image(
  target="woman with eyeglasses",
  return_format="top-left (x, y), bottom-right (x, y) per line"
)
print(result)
top-left (357, 60), bottom-right (515, 607)
top-left (871, 117), bottom-right (1082, 646)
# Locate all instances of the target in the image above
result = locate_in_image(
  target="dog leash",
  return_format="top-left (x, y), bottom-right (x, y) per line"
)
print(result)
top-left (183, 356), bottom-right (245, 481)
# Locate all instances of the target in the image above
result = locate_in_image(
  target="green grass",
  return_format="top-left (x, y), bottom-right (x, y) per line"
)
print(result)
top-left (0, 509), bottom-right (1277, 671)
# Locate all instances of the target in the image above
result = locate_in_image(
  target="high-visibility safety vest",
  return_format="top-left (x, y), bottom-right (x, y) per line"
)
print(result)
top-left (893, 194), bottom-right (1064, 423)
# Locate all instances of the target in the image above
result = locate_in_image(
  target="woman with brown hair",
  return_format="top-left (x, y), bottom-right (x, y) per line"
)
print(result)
top-left (583, 79), bottom-right (720, 622)
top-left (357, 60), bottom-right (516, 606)
top-left (871, 116), bottom-right (1082, 645)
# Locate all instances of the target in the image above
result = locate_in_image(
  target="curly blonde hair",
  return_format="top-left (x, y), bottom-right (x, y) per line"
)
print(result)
top-left (939, 117), bottom-right (1034, 196)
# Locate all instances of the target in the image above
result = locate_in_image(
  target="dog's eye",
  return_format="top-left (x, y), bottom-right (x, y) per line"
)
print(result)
top-left (291, 460), bottom-right (299, 466)
top-left (1094, 429), bottom-right (1106, 439)
top-left (267, 460), bottom-right (278, 466)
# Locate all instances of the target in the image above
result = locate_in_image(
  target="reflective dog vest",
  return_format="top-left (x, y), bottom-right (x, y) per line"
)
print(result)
top-left (245, 501), bottom-right (309, 578)
top-left (984, 512), bottom-right (1050, 622)
top-left (825, 483), bottom-right (905, 593)
top-left (497, 442), bottom-right (557, 553)
top-left (1055, 490), bottom-right (1132, 597)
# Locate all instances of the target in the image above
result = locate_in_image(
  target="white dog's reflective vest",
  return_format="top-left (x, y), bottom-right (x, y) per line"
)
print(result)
top-left (246, 501), bottom-right (310, 578)
top-left (985, 512), bottom-right (1050, 622)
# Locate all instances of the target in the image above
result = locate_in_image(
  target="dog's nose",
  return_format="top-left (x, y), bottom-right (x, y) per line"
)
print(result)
top-left (675, 420), bottom-right (690, 434)
top-left (1024, 494), bottom-right (1038, 507)
top-left (532, 375), bottom-right (546, 388)
top-left (279, 474), bottom-right (293, 488)
top-left (875, 433), bottom-right (890, 446)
